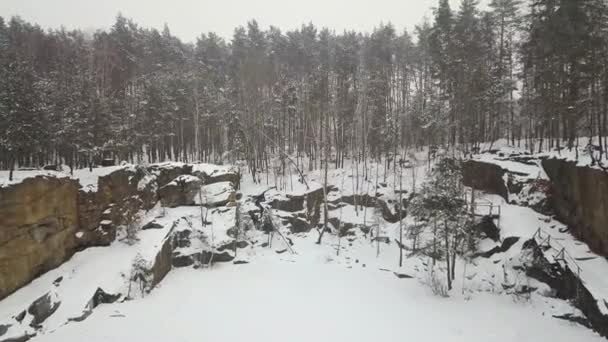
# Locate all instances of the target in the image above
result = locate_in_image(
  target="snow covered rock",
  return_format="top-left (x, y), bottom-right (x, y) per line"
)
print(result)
top-left (148, 163), bottom-right (193, 188)
top-left (280, 213), bottom-right (311, 233)
top-left (510, 178), bottom-right (553, 215)
top-left (192, 163), bottom-right (240, 188)
top-left (77, 165), bottom-right (158, 247)
top-left (195, 181), bottom-right (237, 208)
top-left (473, 216), bottom-right (500, 242)
top-left (270, 186), bottom-right (326, 227)
top-left (158, 175), bottom-right (203, 208)
top-left (27, 292), bottom-right (60, 327)
top-left (141, 220), bottom-right (163, 230)
top-left (522, 238), bottom-right (608, 337)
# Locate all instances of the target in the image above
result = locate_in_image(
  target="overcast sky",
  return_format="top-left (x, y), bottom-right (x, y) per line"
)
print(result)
top-left (0, 0), bottom-right (487, 42)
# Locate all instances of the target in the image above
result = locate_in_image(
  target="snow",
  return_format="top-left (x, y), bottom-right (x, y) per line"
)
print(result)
top-left (192, 163), bottom-right (236, 177)
top-left (474, 136), bottom-right (608, 172)
top-left (0, 165), bottom-right (128, 192)
top-left (480, 193), bottom-right (608, 316)
top-left (29, 262), bottom-right (604, 342)
top-left (0, 205), bottom-right (171, 339)
top-left (72, 166), bottom-right (128, 192)
top-left (137, 173), bottom-right (155, 192)
top-left (474, 153), bottom-right (546, 179)
top-left (0, 170), bottom-right (67, 188)
top-left (1, 157), bottom-right (607, 341)
top-left (195, 181), bottom-right (235, 206)
top-left (0, 162), bottom-right (236, 192)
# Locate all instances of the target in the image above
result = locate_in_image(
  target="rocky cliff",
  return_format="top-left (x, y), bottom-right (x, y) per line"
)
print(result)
top-left (0, 176), bottom-right (80, 300)
top-left (462, 160), bottom-right (509, 200)
top-left (542, 158), bottom-right (608, 256)
top-left (0, 163), bottom-right (240, 301)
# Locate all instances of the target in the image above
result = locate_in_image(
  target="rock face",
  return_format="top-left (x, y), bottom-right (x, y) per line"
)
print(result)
top-left (523, 239), bottom-right (608, 337)
top-left (150, 231), bottom-right (174, 288)
top-left (194, 169), bottom-right (240, 189)
top-left (0, 165), bottom-right (186, 301)
top-left (197, 182), bottom-right (236, 208)
top-left (473, 216), bottom-right (500, 242)
top-left (462, 159), bottom-right (553, 215)
top-left (462, 160), bottom-right (509, 200)
top-left (149, 163), bottom-right (193, 188)
top-left (0, 176), bottom-right (80, 301)
top-left (158, 175), bottom-right (203, 208)
top-left (542, 158), bottom-right (608, 256)
top-left (271, 186), bottom-right (326, 227)
top-left (330, 193), bottom-right (406, 224)
top-left (77, 166), bottom-right (158, 247)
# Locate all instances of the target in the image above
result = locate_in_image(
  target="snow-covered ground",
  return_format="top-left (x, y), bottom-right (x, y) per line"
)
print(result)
top-left (1, 153), bottom-right (608, 341)
top-left (29, 261), bottom-right (604, 342)
top-left (4, 194), bottom-right (604, 341)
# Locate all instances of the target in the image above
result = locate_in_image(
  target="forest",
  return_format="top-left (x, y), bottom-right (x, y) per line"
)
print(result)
top-left (1, 0), bottom-right (607, 176)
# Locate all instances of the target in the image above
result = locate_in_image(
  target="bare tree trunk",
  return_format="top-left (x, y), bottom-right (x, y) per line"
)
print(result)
top-left (398, 162), bottom-right (404, 267)
top-left (444, 222), bottom-right (452, 291)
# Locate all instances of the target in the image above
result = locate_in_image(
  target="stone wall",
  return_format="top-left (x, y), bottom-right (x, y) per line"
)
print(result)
top-left (542, 158), bottom-right (608, 256)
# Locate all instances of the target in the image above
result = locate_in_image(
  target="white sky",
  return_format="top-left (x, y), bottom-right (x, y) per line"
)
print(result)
top-left (0, 0), bottom-right (487, 42)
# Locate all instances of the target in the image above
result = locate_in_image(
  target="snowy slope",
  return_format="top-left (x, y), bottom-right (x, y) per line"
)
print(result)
top-left (29, 262), bottom-right (604, 342)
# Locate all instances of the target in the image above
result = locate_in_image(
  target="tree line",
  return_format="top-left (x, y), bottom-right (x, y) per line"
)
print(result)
top-left (1, 0), bottom-right (607, 176)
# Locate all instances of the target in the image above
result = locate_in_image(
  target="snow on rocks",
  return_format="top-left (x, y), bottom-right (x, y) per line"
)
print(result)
top-left (475, 193), bottom-right (608, 336)
top-left (192, 163), bottom-right (240, 187)
top-left (158, 175), bottom-right (203, 208)
top-left (195, 181), bottom-right (237, 208)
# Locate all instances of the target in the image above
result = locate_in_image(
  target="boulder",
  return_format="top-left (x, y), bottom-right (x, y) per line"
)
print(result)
top-left (192, 165), bottom-right (240, 188)
top-left (158, 175), bottom-right (203, 208)
top-left (217, 240), bottom-right (249, 252)
top-left (148, 163), bottom-right (193, 188)
top-left (476, 236), bottom-right (519, 258)
top-left (172, 254), bottom-right (196, 268)
top-left (196, 181), bottom-right (236, 208)
top-left (270, 186), bottom-right (327, 226)
top-left (279, 214), bottom-right (310, 233)
top-left (142, 221), bottom-right (164, 230)
top-left (474, 216), bottom-right (500, 242)
top-left (0, 325), bottom-right (9, 337)
top-left (200, 250), bottom-right (234, 264)
top-left (328, 217), bottom-right (368, 236)
top-left (89, 288), bottom-right (121, 308)
top-left (27, 292), bottom-right (60, 327)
